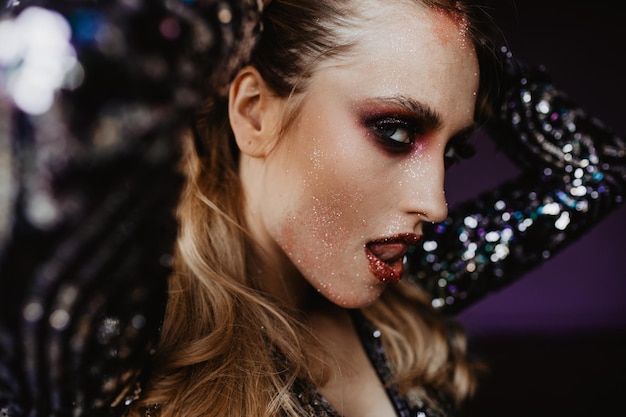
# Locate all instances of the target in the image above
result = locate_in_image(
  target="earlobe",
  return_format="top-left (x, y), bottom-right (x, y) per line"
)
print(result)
top-left (228, 66), bottom-right (277, 158)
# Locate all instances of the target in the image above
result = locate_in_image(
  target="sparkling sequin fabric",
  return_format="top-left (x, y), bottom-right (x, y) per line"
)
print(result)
top-left (0, 0), bottom-right (261, 416)
top-left (0, 1), bottom-right (624, 417)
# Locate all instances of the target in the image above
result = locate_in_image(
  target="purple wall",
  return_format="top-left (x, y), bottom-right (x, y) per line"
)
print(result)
top-left (446, 2), bottom-right (626, 336)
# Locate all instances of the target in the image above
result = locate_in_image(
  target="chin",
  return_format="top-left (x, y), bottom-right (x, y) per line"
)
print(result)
top-left (321, 288), bottom-right (385, 309)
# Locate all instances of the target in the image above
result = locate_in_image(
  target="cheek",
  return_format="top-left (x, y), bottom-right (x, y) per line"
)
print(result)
top-left (277, 192), bottom-right (362, 267)
top-left (274, 133), bottom-right (369, 263)
top-left (303, 165), bottom-right (358, 231)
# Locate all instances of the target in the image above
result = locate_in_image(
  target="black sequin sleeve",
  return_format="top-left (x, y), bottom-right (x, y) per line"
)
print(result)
top-left (406, 48), bottom-right (625, 315)
top-left (0, 1), bottom-right (262, 416)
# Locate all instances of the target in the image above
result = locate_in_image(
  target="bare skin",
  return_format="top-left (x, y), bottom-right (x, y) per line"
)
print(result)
top-left (230, 2), bottom-right (479, 415)
top-left (308, 303), bottom-right (397, 417)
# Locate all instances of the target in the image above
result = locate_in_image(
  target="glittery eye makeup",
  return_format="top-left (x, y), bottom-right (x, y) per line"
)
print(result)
top-left (365, 115), bottom-right (424, 154)
top-left (358, 96), bottom-right (478, 164)
top-left (358, 96), bottom-right (441, 155)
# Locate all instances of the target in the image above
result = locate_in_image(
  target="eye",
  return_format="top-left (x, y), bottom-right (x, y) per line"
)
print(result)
top-left (444, 139), bottom-right (476, 169)
top-left (367, 116), bottom-right (422, 153)
top-left (376, 122), bottom-right (412, 144)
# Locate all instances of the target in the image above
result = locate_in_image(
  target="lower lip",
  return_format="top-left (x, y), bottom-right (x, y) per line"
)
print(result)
top-left (365, 248), bottom-right (403, 284)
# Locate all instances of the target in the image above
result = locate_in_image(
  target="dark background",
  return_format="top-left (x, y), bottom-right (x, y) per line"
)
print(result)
top-left (443, 2), bottom-right (626, 416)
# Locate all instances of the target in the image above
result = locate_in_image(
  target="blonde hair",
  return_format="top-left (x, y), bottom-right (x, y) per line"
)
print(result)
top-left (127, 0), bottom-right (503, 415)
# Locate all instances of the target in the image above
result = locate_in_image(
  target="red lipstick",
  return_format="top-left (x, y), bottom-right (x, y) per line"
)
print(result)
top-left (365, 233), bottom-right (422, 284)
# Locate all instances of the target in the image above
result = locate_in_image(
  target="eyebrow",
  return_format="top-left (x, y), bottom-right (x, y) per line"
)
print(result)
top-left (378, 95), bottom-right (442, 131)
top-left (371, 95), bottom-right (477, 139)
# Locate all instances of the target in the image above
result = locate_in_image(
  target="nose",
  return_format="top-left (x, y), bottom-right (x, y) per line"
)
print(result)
top-left (398, 153), bottom-right (448, 225)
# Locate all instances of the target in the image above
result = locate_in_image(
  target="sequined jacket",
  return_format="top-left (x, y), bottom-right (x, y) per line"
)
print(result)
top-left (0, 1), bottom-right (624, 416)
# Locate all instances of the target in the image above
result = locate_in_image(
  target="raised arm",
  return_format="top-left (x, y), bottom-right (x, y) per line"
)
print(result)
top-left (406, 48), bottom-right (625, 315)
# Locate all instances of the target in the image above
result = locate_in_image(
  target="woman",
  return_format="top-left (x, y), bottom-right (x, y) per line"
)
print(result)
top-left (0, 0), bottom-right (623, 416)
top-left (130, 0), bottom-right (504, 416)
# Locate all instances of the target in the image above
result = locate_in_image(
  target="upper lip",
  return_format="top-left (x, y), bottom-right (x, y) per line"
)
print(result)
top-left (365, 233), bottom-right (422, 263)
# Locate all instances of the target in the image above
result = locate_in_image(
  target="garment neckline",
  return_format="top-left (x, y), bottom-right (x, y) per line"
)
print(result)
top-left (294, 309), bottom-right (450, 417)
top-left (350, 309), bottom-right (413, 417)
top-left (293, 310), bottom-right (410, 417)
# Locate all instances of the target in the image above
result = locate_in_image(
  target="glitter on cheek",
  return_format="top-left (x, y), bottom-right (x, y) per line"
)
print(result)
top-left (304, 135), bottom-right (367, 251)
top-left (274, 151), bottom-right (372, 304)
top-left (307, 190), bottom-right (353, 253)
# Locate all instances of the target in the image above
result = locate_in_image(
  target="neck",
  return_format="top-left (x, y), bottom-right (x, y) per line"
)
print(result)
top-left (250, 243), bottom-right (314, 310)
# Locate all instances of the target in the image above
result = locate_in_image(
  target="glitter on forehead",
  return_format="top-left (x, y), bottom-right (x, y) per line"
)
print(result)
top-left (427, 3), bottom-right (470, 49)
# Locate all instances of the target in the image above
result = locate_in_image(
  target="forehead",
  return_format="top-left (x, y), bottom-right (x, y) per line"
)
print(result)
top-left (314, 1), bottom-right (479, 128)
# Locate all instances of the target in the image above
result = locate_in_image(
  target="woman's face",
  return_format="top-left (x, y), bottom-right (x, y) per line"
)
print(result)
top-left (243, 2), bottom-right (479, 308)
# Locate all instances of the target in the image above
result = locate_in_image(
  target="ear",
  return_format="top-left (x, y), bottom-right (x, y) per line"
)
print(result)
top-left (228, 66), bottom-right (280, 158)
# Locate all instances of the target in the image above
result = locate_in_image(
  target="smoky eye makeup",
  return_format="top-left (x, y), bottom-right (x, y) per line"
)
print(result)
top-left (356, 96), bottom-right (477, 164)
top-left (357, 96), bottom-right (442, 155)
top-left (443, 130), bottom-right (477, 169)
top-left (364, 115), bottom-right (425, 154)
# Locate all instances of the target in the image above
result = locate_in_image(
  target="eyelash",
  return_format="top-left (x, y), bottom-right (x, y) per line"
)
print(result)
top-left (367, 116), bottom-right (422, 154)
top-left (444, 139), bottom-right (475, 169)
top-left (365, 114), bottom-right (476, 167)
